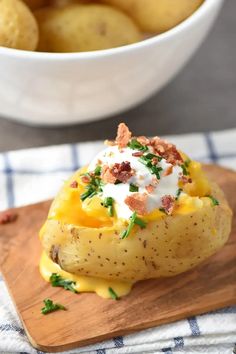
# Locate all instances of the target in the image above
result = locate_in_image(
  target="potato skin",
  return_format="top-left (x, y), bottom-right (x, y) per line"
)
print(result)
top-left (34, 4), bottom-right (141, 52)
top-left (0, 0), bottom-right (39, 50)
top-left (103, 0), bottom-right (204, 33)
top-left (23, 0), bottom-right (48, 9)
top-left (49, 0), bottom-right (90, 6)
top-left (41, 181), bottom-right (232, 282)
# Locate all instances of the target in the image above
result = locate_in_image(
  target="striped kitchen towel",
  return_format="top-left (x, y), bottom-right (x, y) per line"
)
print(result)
top-left (0, 128), bottom-right (236, 354)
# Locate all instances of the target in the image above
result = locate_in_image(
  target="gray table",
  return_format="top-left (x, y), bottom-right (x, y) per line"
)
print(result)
top-left (0, 0), bottom-right (235, 152)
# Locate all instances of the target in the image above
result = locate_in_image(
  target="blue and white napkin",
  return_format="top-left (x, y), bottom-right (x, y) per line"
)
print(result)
top-left (0, 129), bottom-right (236, 354)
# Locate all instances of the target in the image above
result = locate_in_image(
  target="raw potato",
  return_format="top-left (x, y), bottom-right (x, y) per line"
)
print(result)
top-left (0, 0), bottom-right (39, 50)
top-left (34, 4), bottom-right (141, 52)
top-left (23, 0), bottom-right (48, 9)
top-left (41, 174), bottom-right (232, 283)
top-left (103, 0), bottom-right (204, 33)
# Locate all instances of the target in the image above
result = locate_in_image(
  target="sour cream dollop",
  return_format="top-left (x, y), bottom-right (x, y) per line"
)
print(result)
top-left (88, 145), bottom-right (182, 220)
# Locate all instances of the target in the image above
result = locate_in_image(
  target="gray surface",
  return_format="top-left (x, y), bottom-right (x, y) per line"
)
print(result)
top-left (0, 0), bottom-right (235, 152)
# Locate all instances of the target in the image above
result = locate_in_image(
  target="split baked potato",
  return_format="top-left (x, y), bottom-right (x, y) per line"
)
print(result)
top-left (40, 123), bottom-right (232, 288)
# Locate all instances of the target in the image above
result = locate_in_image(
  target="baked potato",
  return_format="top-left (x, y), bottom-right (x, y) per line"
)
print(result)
top-left (34, 4), bottom-right (141, 52)
top-left (40, 123), bottom-right (232, 297)
top-left (103, 0), bottom-right (204, 33)
top-left (23, 0), bottom-right (48, 9)
top-left (0, 0), bottom-right (39, 50)
top-left (49, 0), bottom-right (91, 6)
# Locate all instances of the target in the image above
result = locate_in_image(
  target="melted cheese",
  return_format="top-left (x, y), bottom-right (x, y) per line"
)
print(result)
top-left (40, 252), bottom-right (132, 299)
top-left (48, 160), bottom-right (210, 227)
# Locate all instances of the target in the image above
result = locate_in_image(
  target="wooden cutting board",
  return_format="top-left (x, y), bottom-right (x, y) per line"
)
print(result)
top-left (0, 164), bottom-right (235, 353)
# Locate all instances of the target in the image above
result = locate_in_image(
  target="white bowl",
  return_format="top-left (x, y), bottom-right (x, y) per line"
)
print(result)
top-left (0, 0), bottom-right (223, 126)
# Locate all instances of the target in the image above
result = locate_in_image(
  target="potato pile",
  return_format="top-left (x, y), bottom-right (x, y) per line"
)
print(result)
top-left (0, 0), bottom-right (204, 53)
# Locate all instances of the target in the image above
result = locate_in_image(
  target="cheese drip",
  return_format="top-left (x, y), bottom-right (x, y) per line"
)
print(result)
top-left (40, 252), bottom-right (132, 299)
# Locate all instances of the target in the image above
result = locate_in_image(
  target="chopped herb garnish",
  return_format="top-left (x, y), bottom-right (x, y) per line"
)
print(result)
top-left (181, 164), bottom-right (188, 176)
top-left (108, 287), bottom-right (119, 300)
top-left (134, 216), bottom-right (147, 229)
top-left (49, 273), bottom-right (78, 293)
top-left (144, 153), bottom-right (162, 162)
top-left (139, 153), bottom-right (163, 179)
top-left (185, 159), bottom-right (191, 168)
top-left (128, 139), bottom-right (148, 152)
top-left (175, 188), bottom-right (183, 200)
top-left (80, 171), bottom-right (104, 201)
top-left (41, 298), bottom-right (66, 315)
top-left (159, 208), bottom-right (167, 214)
top-left (129, 183), bottom-right (139, 192)
top-left (102, 197), bottom-right (114, 216)
top-left (181, 159), bottom-right (191, 176)
top-left (94, 165), bottom-right (102, 176)
top-left (81, 186), bottom-right (97, 201)
top-left (207, 195), bottom-right (219, 206)
top-left (121, 212), bottom-right (147, 239)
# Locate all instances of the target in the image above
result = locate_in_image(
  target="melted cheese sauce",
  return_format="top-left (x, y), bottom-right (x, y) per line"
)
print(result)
top-left (40, 252), bottom-right (132, 299)
top-left (48, 160), bottom-right (211, 228)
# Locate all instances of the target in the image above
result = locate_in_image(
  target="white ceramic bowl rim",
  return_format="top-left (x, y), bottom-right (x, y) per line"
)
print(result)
top-left (0, 0), bottom-right (220, 61)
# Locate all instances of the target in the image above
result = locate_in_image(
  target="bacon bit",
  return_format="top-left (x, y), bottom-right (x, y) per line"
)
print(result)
top-left (151, 157), bottom-right (159, 165)
top-left (104, 139), bottom-right (116, 146)
top-left (179, 175), bottom-right (192, 184)
top-left (145, 184), bottom-right (155, 193)
top-left (125, 193), bottom-right (148, 215)
top-left (161, 195), bottom-right (175, 215)
top-left (0, 211), bottom-right (18, 225)
top-left (152, 176), bottom-right (159, 186)
top-left (163, 165), bottom-right (173, 177)
top-left (101, 161), bottom-right (134, 184)
top-left (111, 161), bottom-right (134, 183)
top-left (70, 180), bottom-right (79, 188)
top-left (150, 137), bottom-right (183, 165)
top-left (80, 175), bottom-right (90, 184)
top-left (132, 151), bottom-right (144, 157)
top-left (136, 136), bottom-right (150, 146)
top-left (101, 165), bottom-right (117, 184)
top-left (115, 123), bottom-right (132, 148)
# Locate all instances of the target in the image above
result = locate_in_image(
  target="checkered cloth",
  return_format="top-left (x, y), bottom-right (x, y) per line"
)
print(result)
top-left (0, 129), bottom-right (236, 354)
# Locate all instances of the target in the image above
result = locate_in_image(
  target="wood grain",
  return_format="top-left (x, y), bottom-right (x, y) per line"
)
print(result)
top-left (0, 164), bottom-right (235, 353)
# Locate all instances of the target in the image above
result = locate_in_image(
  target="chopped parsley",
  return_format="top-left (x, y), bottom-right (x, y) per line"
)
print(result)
top-left (41, 298), bottom-right (66, 315)
top-left (94, 165), bottom-right (102, 176)
top-left (80, 172), bottom-right (103, 201)
top-left (108, 287), bottom-right (119, 300)
top-left (159, 207), bottom-right (167, 215)
top-left (175, 188), bottom-right (183, 200)
top-left (101, 197), bottom-right (114, 216)
top-left (207, 195), bottom-right (219, 206)
top-left (129, 183), bottom-right (139, 192)
top-left (49, 273), bottom-right (78, 294)
top-left (139, 153), bottom-right (163, 179)
top-left (128, 139), bottom-right (148, 152)
top-left (144, 153), bottom-right (162, 162)
top-left (134, 216), bottom-right (147, 228)
top-left (181, 159), bottom-right (191, 176)
top-left (121, 212), bottom-right (147, 239)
